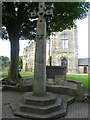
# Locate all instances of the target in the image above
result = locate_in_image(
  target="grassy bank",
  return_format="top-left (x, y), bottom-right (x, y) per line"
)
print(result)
top-left (0, 71), bottom-right (34, 79)
top-left (67, 74), bottom-right (89, 88)
top-left (0, 72), bottom-right (89, 88)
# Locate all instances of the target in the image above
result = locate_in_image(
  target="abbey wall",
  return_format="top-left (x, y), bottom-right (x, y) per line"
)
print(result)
top-left (22, 28), bottom-right (78, 73)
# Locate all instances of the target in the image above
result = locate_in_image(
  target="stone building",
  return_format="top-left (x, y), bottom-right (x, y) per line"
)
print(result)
top-left (22, 27), bottom-right (78, 73)
top-left (23, 40), bottom-right (35, 72)
top-left (78, 58), bottom-right (90, 74)
top-left (23, 39), bottom-right (50, 72)
top-left (51, 28), bottom-right (78, 73)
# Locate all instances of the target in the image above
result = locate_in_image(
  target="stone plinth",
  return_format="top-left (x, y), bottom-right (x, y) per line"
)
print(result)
top-left (11, 92), bottom-right (68, 119)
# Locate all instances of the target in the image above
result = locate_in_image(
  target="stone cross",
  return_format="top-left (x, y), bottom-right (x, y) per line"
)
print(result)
top-left (30, 2), bottom-right (53, 96)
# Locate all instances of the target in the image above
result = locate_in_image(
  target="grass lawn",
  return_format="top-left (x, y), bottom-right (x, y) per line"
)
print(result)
top-left (20, 71), bottom-right (34, 78)
top-left (67, 74), bottom-right (89, 89)
top-left (0, 72), bottom-right (89, 88)
top-left (0, 71), bottom-right (34, 79)
top-left (0, 72), bottom-right (8, 78)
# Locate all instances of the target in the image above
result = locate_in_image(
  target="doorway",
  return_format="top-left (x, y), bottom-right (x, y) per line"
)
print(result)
top-left (84, 66), bottom-right (87, 73)
top-left (61, 58), bottom-right (68, 67)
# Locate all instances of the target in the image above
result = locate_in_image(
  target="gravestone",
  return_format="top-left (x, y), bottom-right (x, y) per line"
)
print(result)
top-left (46, 66), bottom-right (67, 85)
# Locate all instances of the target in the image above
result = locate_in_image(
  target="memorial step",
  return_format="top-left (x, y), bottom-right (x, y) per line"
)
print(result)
top-left (23, 92), bottom-right (56, 106)
top-left (11, 92), bottom-right (75, 119)
top-left (67, 96), bottom-right (75, 105)
top-left (11, 100), bottom-right (67, 119)
top-left (20, 99), bottom-right (62, 114)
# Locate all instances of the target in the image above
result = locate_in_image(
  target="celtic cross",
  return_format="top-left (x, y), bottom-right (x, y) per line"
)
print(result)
top-left (30, 2), bottom-right (53, 96)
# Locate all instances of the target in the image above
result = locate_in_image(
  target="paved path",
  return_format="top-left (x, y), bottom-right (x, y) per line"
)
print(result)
top-left (1, 91), bottom-right (89, 119)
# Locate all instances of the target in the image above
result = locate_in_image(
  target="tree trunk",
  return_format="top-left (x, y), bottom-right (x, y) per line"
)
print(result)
top-left (8, 32), bottom-right (19, 83)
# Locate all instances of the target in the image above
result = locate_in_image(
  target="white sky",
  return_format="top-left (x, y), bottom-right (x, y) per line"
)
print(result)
top-left (0, 17), bottom-right (88, 59)
top-left (77, 17), bottom-right (88, 58)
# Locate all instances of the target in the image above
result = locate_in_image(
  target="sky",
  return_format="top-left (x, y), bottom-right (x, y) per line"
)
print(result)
top-left (0, 16), bottom-right (88, 59)
top-left (77, 17), bottom-right (88, 58)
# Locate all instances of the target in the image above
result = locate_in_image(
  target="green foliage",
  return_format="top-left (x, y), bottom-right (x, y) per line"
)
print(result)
top-left (0, 71), bottom-right (89, 88)
top-left (2, 2), bottom-right (90, 39)
top-left (2, 27), bottom-right (9, 40)
top-left (67, 74), bottom-right (89, 88)
top-left (0, 56), bottom-right (9, 63)
top-left (0, 56), bottom-right (9, 68)
top-left (46, 2), bottom-right (90, 33)
top-left (0, 71), bottom-right (34, 79)
top-left (2, 2), bottom-right (38, 40)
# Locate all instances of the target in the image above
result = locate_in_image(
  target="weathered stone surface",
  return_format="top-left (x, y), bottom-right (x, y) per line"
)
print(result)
top-left (10, 92), bottom-right (69, 119)
top-left (33, 2), bottom-right (47, 96)
top-left (22, 28), bottom-right (78, 74)
top-left (46, 66), bottom-right (66, 85)
top-left (23, 92), bottom-right (56, 106)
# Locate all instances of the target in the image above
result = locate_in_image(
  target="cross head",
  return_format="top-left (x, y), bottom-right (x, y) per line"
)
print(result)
top-left (30, 2), bottom-right (53, 19)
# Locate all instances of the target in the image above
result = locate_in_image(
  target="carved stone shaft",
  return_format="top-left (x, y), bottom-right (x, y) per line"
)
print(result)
top-left (33, 2), bottom-right (46, 96)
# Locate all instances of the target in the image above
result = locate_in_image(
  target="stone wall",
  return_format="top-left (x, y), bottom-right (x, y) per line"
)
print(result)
top-left (22, 28), bottom-right (78, 73)
top-left (51, 28), bottom-right (78, 73)
top-left (22, 40), bottom-right (50, 72)
top-left (23, 41), bottom-right (35, 72)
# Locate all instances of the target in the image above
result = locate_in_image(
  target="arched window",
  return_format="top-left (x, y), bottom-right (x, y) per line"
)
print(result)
top-left (61, 33), bottom-right (68, 49)
top-left (61, 58), bottom-right (68, 66)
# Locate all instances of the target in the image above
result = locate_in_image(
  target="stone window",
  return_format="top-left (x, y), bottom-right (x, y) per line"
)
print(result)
top-left (61, 33), bottom-right (68, 49)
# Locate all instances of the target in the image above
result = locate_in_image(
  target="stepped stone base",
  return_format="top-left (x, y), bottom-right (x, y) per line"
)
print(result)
top-left (11, 92), bottom-right (70, 119)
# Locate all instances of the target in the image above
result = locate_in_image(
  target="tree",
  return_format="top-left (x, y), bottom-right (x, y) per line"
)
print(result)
top-left (2, 2), bottom-right (37, 83)
top-left (0, 56), bottom-right (9, 71)
top-left (1, 27), bottom-right (9, 40)
top-left (0, 56), bottom-right (9, 62)
top-left (2, 2), bottom-right (90, 83)
top-left (0, 55), bottom-right (9, 66)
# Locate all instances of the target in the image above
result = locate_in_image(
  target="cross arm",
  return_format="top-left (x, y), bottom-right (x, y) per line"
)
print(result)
top-left (30, 10), bottom-right (38, 19)
top-left (45, 9), bottom-right (53, 17)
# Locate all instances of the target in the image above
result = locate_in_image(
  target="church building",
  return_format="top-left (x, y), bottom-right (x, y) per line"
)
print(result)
top-left (22, 27), bottom-right (78, 73)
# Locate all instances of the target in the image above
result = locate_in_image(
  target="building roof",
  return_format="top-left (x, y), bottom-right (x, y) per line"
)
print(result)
top-left (78, 58), bottom-right (90, 66)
